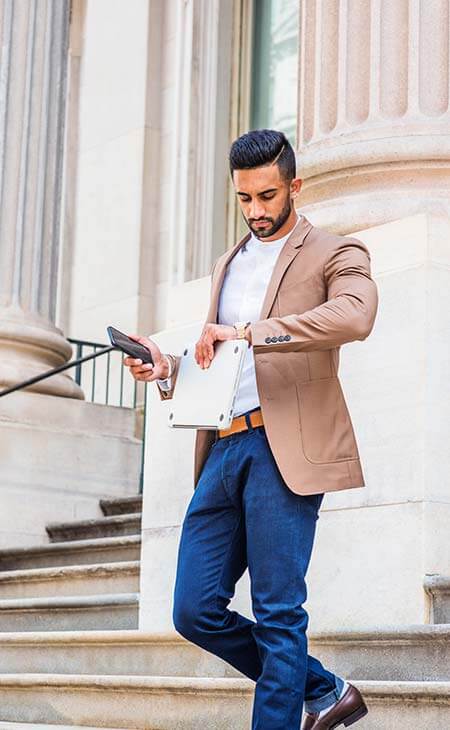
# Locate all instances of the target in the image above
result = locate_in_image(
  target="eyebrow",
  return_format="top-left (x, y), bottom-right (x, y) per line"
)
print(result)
top-left (236, 188), bottom-right (278, 197)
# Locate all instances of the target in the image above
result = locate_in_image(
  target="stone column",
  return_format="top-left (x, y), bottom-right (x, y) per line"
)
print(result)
top-left (0, 0), bottom-right (83, 398)
top-left (293, 0), bottom-right (450, 632)
top-left (297, 0), bottom-right (450, 233)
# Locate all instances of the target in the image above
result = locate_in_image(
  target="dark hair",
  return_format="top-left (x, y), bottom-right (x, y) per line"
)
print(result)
top-left (229, 129), bottom-right (296, 182)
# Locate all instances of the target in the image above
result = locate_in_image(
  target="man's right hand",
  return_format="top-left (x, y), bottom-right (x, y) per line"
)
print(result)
top-left (123, 334), bottom-right (170, 382)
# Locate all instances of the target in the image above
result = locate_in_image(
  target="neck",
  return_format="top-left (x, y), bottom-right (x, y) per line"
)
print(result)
top-left (255, 208), bottom-right (299, 243)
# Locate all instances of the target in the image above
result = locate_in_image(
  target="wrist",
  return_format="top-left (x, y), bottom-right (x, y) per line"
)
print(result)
top-left (233, 320), bottom-right (251, 344)
top-left (159, 354), bottom-right (173, 380)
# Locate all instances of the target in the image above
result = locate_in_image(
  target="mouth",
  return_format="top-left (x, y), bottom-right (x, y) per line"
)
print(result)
top-left (252, 221), bottom-right (271, 229)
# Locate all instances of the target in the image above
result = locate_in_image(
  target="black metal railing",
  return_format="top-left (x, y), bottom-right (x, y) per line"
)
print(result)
top-left (0, 338), bottom-right (148, 493)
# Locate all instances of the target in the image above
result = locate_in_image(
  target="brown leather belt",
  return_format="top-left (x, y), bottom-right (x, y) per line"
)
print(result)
top-left (218, 408), bottom-right (264, 438)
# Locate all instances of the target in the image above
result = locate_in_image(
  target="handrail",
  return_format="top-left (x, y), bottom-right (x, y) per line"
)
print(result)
top-left (0, 346), bottom-right (115, 398)
top-left (0, 339), bottom-right (147, 493)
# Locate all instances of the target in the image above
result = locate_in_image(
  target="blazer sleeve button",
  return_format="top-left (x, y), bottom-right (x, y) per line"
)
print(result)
top-left (270, 336), bottom-right (278, 343)
top-left (277, 336), bottom-right (284, 341)
top-left (284, 334), bottom-right (291, 340)
top-left (265, 337), bottom-right (271, 344)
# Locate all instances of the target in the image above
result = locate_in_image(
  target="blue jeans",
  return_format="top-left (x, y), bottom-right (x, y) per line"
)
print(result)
top-left (172, 406), bottom-right (344, 729)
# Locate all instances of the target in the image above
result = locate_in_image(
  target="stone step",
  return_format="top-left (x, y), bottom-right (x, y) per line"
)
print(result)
top-left (0, 629), bottom-right (234, 678)
top-left (424, 574), bottom-right (450, 623)
top-left (309, 623), bottom-right (450, 683)
top-left (0, 624), bottom-right (447, 681)
top-left (0, 561), bottom-right (139, 599)
top-left (0, 725), bottom-right (130, 730)
top-left (0, 594), bottom-right (138, 631)
top-left (0, 535), bottom-right (141, 570)
top-left (0, 675), bottom-right (447, 729)
top-left (46, 513), bottom-right (142, 542)
top-left (99, 495), bottom-right (143, 516)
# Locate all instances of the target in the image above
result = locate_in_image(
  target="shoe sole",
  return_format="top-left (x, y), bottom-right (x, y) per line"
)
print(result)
top-left (330, 703), bottom-right (369, 729)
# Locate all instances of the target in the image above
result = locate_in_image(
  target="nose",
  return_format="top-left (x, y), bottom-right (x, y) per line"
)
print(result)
top-left (249, 199), bottom-right (266, 220)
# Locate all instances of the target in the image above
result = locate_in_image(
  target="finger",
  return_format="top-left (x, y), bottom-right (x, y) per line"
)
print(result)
top-left (199, 345), bottom-right (207, 368)
top-left (127, 362), bottom-right (147, 374)
top-left (132, 369), bottom-right (154, 381)
top-left (195, 342), bottom-right (204, 367)
top-left (133, 365), bottom-right (153, 375)
top-left (204, 340), bottom-right (214, 364)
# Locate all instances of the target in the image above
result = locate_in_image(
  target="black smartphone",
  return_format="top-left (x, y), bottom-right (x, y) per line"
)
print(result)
top-left (106, 325), bottom-right (154, 365)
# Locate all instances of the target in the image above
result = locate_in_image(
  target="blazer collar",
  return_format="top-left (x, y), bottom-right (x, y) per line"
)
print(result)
top-left (208, 213), bottom-right (313, 324)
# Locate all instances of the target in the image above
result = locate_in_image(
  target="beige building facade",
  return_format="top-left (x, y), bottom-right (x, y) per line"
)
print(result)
top-left (0, 0), bottom-right (449, 726)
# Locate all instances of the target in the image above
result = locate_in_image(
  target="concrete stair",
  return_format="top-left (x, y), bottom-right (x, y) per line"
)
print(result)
top-left (0, 494), bottom-right (142, 633)
top-left (0, 674), bottom-right (447, 729)
top-left (0, 595), bottom-right (139, 632)
top-left (46, 513), bottom-right (142, 542)
top-left (0, 626), bottom-right (446, 727)
top-left (0, 725), bottom-right (132, 730)
top-left (0, 536), bottom-right (141, 570)
top-left (0, 491), bottom-right (447, 727)
top-left (99, 496), bottom-right (143, 516)
top-left (0, 562), bottom-right (139, 598)
top-left (0, 625), bottom-right (446, 680)
top-left (309, 624), bottom-right (450, 683)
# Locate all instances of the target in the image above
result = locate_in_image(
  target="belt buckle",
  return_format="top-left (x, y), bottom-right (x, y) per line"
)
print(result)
top-left (219, 413), bottom-right (243, 439)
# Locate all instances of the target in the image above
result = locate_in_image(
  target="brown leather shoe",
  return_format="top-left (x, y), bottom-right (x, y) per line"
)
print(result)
top-left (301, 683), bottom-right (368, 729)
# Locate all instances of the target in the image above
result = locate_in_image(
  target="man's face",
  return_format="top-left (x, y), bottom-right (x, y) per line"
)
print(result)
top-left (232, 164), bottom-right (302, 239)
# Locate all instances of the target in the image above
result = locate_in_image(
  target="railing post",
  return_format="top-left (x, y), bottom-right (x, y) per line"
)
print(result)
top-left (74, 342), bottom-right (83, 385)
top-left (139, 383), bottom-right (148, 494)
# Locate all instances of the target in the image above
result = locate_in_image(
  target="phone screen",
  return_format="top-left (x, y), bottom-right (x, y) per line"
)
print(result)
top-left (107, 326), bottom-right (154, 365)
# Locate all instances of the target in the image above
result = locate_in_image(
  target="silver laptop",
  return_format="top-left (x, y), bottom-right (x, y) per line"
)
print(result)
top-left (167, 338), bottom-right (248, 430)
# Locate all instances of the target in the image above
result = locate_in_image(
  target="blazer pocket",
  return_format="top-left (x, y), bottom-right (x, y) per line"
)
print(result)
top-left (296, 377), bottom-right (359, 464)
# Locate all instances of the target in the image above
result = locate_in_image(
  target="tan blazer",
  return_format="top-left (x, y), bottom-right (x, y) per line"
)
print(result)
top-left (157, 214), bottom-right (378, 496)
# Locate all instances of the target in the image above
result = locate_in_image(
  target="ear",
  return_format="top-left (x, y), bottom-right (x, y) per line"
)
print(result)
top-left (290, 177), bottom-right (302, 198)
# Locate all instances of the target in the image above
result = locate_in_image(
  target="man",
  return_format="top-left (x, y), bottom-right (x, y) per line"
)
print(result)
top-left (125, 129), bottom-right (378, 730)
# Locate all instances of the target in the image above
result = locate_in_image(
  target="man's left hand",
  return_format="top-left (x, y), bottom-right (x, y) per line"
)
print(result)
top-left (195, 323), bottom-right (249, 368)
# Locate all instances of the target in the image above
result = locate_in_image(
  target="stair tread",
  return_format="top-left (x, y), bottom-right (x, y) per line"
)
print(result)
top-left (47, 513), bottom-right (142, 529)
top-left (0, 623), bottom-right (448, 644)
top-left (100, 495), bottom-right (143, 516)
top-left (0, 674), bottom-right (448, 695)
top-left (0, 592), bottom-right (139, 609)
top-left (0, 625), bottom-right (445, 682)
top-left (310, 623), bottom-right (450, 642)
top-left (0, 720), bottom-right (129, 730)
top-left (0, 678), bottom-right (446, 730)
top-left (0, 560), bottom-right (139, 583)
top-left (0, 535), bottom-right (141, 559)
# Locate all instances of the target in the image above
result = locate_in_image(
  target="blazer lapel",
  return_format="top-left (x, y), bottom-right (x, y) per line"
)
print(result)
top-left (208, 214), bottom-right (313, 324)
top-left (258, 213), bottom-right (313, 321)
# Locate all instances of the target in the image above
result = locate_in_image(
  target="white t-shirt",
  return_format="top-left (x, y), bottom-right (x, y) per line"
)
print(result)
top-left (217, 216), bottom-right (300, 415)
top-left (158, 215), bottom-right (301, 416)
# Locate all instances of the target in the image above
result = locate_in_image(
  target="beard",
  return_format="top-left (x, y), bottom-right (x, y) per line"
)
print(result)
top-left (246, 193), bottom-right (292, 238)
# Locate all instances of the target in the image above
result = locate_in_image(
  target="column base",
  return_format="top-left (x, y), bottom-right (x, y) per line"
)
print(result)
top-left (0, 313), bottom-right (84, 400)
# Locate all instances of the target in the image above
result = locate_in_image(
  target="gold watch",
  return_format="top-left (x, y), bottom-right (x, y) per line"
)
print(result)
top-left (233, 320), bottom-right (251, 339)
